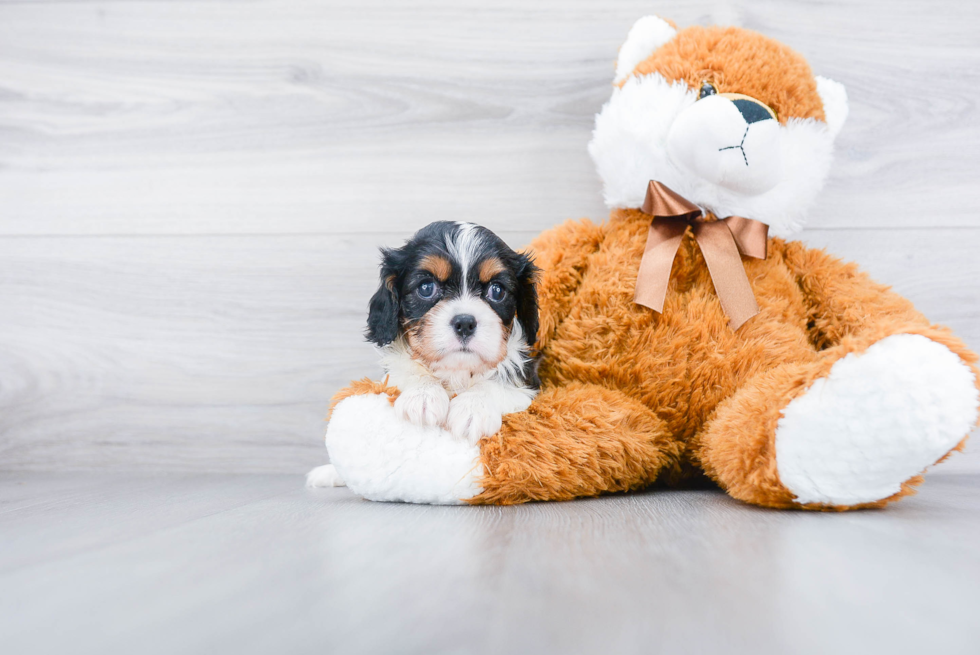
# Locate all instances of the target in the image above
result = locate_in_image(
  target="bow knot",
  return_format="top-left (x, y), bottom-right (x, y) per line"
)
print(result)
top-left (634, 181), bottom-right (769, 330)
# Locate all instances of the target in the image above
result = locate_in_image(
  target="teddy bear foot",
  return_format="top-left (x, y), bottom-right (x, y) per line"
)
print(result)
top-left (306, 464), bottom-right (346, 488)
top-left (322, 392), bottom-right (484, 504)
top-left (775, 334), bottom-right (979, 506)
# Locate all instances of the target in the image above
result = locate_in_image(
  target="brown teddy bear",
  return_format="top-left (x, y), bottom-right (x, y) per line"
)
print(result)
top-left (312, 17), bottom-right (980, 509)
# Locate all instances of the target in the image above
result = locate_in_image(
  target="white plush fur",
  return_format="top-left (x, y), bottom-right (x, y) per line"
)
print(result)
top-left (775, 335), bottom-right (980, 506)
top-left (816, 76), bottom-right (849, 140)
top-left (321, 393), bottom-right (484, 504)
top-left (613, 16), bottom-right (678, 84)
top-left (588, 71), bottom-right (845, 237)
top-left (306, 464), bottom-right (346, 488)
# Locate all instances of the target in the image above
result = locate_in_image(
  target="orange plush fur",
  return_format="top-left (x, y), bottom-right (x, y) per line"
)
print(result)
top-left (331, 23), bottom-right (978, 509)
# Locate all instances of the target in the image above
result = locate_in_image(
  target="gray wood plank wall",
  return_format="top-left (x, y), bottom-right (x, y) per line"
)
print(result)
top-left (1, 0), bottom-right (978, 473)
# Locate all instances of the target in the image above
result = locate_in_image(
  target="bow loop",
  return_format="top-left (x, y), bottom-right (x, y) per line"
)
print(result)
top-left (634, 181), bottom-right (769, 330)
top-left (723, 214), bottom-right (769, 260)
top-left (640, 180), bottom-right (702, 222)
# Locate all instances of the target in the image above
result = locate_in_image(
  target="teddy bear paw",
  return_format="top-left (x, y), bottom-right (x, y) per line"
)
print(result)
top-left (775, 334), bottom-right (979, 506)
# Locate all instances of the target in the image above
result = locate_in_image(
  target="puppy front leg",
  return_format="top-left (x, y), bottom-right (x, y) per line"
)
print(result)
top-left (447, 381), bottom-right (536, 444)
top-left (383, 344), bottom-right (452, 428)
top-left (394, 380), bottom-right (451, 428)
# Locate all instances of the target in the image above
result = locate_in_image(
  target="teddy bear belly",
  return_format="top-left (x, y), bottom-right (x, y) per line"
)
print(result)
top-left (538, 245), bottom-right (817, 441)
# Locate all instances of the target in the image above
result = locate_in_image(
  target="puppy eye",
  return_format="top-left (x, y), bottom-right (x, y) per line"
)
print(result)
top-left (699, 82), bottom-right (717, 99)
top-left (487, 282), bottom-right (506, 302)
top-left (417, 281), bottom-right (439, 299)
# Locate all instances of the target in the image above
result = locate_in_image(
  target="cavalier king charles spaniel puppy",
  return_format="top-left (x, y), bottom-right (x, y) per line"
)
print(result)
top-left (368, 221), bottom-right (540, 444)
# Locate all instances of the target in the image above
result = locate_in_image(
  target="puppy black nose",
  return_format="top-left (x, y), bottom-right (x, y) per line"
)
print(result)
top-left (451, 314), bottom-right (477, 341)
top-left (732, 98), bottom-right (774, 124)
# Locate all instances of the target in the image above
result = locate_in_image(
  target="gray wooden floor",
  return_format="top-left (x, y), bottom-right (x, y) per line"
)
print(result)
top-left (2, 470), bottom-right (979, 655)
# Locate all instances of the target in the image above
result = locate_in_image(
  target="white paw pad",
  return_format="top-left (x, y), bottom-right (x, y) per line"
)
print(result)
top-left (306, 464), bottom-right (346, 488)
top-left (776, 334), bottom-right (979, 505)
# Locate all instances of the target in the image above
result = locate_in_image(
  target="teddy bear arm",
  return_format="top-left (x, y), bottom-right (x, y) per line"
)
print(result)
top-left (783, 241), bottom-right (960, 352)
top-left (785, 240), bottom-right (979, 408)
top-left (467, 382), bottom-right (683, 504)
top-left (525, 218), bottom-right (605, 350)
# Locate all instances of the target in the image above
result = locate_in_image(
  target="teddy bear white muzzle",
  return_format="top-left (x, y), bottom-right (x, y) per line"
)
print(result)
top-left (666, 94), bottom-right (783, 196)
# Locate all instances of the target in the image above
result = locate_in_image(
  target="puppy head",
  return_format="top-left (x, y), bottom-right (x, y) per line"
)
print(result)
top-left (366, 221), bottom-right (538, 379)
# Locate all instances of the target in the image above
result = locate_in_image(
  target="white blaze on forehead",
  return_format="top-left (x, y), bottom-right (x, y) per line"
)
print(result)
top-left (446, 222), bottom-right (484, 295)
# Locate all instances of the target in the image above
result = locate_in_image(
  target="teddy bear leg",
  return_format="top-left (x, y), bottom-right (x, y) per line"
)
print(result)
top-left (695, 334), bottom-right (979, 510)
top-left (468, 382), bottom-right (683, 505)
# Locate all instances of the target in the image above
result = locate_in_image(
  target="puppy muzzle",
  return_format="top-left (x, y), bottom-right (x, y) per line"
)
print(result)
top-left (424, 297), bottom-right (506, 374)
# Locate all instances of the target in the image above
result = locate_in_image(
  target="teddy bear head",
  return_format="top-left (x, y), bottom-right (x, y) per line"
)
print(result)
top-left (588, 17), bottom-right (848, 237)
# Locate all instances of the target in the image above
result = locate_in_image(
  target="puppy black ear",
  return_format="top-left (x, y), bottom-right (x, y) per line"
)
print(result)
top-left (514, 252), bottom-right (540, 349)
top-left (365, 248), bottom-right (403, 347)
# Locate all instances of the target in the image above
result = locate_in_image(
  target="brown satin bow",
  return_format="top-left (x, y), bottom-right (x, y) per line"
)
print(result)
top-left (634, 180), bottom-right (769, 330)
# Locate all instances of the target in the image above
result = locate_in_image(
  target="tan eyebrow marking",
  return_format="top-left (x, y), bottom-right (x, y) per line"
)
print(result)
top-left (419, 254), bottom-right (451, 281)
top-left (478, 257), bottom-right (505, 283)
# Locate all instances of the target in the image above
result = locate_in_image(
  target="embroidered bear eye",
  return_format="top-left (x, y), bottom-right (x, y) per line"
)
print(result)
top-left (417, 280), bottom-right (438, 299)
top-left (699, 82), bottom-right (717, 99)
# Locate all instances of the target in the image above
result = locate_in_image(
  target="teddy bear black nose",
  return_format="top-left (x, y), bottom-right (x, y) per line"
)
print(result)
top-left (452, 314), bottom-right (477, 341)
top-left (732, 98), bottom-right (774, 124)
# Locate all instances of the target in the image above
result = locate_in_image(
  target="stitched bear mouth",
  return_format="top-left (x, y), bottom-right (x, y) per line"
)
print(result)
top-left (718, 125), bottom-right (751, 166)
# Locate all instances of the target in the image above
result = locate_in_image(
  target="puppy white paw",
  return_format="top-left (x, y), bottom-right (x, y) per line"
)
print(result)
top-left (447, 391), bottom-right (503, 444)
top-left (306, 464), bottom-right (346, 488)
top-left (394, 383), bottom-right (451, 428)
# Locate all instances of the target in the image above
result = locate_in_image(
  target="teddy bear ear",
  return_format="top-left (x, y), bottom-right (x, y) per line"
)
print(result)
top-left (613, 16), bottom-right (678, 84)
top-left (816, 76), bottom-right (849, 140)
